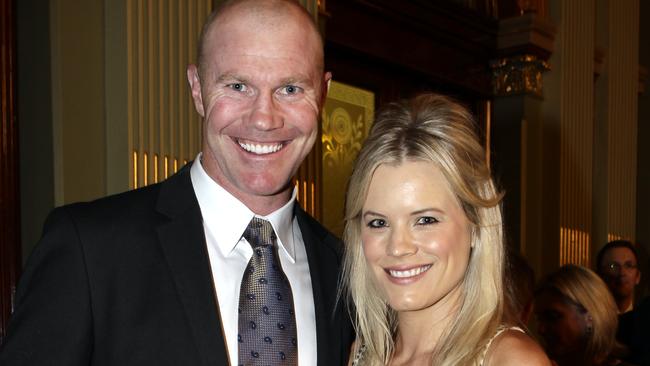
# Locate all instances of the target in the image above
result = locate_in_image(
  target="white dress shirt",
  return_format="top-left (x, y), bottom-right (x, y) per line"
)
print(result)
top-left (190, 155), bottom-right (317, 365)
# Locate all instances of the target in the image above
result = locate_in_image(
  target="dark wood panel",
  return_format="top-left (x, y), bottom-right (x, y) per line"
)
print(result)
top-left (323, 0), bottom-right (499, 105)
top-left (0, 0), bottom-right (21, 345)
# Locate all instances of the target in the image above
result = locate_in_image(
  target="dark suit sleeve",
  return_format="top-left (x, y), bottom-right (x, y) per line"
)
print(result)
top-left (0, 207), bottom-right (93, 365)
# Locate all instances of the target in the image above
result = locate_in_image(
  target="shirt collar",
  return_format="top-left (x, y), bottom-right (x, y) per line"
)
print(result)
top-left (190, 153), bottom-right (297, 261)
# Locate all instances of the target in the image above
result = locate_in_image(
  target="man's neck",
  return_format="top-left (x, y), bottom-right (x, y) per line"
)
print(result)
top-left (616, 296), bottom-right (634, 313)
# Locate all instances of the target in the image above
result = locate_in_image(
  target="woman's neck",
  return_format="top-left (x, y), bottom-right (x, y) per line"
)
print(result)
top-left (391, 287), bottom-right (463, 364)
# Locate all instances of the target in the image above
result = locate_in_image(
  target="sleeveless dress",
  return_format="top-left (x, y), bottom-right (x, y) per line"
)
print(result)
top-left (350, 326), bottom-right (525, 366)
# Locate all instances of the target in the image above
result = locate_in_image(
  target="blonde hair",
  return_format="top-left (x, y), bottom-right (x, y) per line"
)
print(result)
top-left (341, 93), bottom-right (505, 365)
top-left (536, 265), bottom-right (623, 363)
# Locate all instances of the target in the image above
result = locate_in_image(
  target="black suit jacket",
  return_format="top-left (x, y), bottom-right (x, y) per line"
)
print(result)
top-left (0, 164), bottom-right (353, 365)
top-left (617, 296), bottom-right (650, 365)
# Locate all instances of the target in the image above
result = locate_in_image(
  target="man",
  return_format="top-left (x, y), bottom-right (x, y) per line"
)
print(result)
top-left (596, 240), bottom-right (642, 313)
top-left (0, 1), bottom-right (352, 365)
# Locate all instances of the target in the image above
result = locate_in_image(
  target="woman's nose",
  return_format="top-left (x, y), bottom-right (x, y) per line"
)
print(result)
top-left (387, 226), bottom-right (417, 257)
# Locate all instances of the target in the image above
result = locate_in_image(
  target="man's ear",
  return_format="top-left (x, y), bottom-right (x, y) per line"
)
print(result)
top-left (187, 64), bottom-right (205, 117)
top-left (635, 270), bottom-right (641, 285)
top-left (320, 71), bottom-right (333, 106)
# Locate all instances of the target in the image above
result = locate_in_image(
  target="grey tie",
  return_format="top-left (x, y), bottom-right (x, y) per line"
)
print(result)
top-left (238, 218), bottom-right (297, 365)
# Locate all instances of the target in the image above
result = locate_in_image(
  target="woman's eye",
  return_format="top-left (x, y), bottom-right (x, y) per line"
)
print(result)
top-left (416, 216), bottom-right (438, 225)
top-left (367, 219), bottom-right (387, 228)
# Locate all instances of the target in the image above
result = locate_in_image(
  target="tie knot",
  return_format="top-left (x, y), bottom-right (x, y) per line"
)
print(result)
top-left (243, 217), bottom-right (277, 248)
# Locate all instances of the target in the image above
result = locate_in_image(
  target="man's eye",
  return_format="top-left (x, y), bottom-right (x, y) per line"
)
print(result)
top-left (416, 216), bottom-right (439, 225)
top-left (227, 83), bottom-right (247, 92)
top-left (279, 85), bottom-right (302, 95)
top-left (367, 219), bottom-right (387, 228)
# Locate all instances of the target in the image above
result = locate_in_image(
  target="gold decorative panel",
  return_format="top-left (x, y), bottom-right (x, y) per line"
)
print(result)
top-left (320, 81), bottom-right (375, 237)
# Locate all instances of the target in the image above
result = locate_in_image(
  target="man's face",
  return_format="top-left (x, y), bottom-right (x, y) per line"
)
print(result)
top-left (188, 10), bottom-right (330, 213)
top-left (599, 247), bottom-right (640, 301)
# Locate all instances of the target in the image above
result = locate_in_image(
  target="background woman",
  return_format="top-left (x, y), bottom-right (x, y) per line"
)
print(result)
top-left (535, 264), bottom-right (634, 366)
top-left (342, 93), bottom-right (550, 365)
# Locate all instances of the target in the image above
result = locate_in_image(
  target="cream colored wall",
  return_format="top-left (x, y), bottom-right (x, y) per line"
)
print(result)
top-left (49, 0), bottom-right (213, 204)
top-left (545, 0), bottom-right (596, 267)
top-left (50, 0), bottom-right (107, 205)
top-left (529, 0), bottom-right (640, 272)
top-left (504, 0), bottom-right (641, 276)
top-left (593, 0), bottom-right (639, 248)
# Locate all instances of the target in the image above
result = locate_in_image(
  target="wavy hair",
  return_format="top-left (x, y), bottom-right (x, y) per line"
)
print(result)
top-left (536, 265), bottom-right (623, 363)
top-left (341, 93), bottom-right (505, 365)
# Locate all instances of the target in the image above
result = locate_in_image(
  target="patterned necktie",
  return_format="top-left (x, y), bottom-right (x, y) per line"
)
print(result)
top-left (238, 218), bottom-right (298, 365)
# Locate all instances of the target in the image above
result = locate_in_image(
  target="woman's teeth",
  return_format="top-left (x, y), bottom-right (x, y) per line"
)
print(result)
top-left (388, 264), bottom-right (432, 278)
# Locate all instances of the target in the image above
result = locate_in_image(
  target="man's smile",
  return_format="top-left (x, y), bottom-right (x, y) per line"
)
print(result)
top-left (236, 138), bottom-right (285, 155)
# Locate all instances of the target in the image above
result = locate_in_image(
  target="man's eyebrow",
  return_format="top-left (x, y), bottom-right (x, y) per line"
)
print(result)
top-left (215, 73), bottom-right (248, 83)
top-left (279, 75), bottom-right (313, 86)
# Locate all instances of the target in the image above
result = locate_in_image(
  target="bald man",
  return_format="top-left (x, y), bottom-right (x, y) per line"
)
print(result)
top-left (0, 1), bottom-right (353, 365)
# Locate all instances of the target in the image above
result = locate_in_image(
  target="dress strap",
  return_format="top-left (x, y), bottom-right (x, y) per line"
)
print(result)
top-left (479, 326), bottom-right (525, 366)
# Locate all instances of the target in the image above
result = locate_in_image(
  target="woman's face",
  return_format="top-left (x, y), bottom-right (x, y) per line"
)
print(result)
top-left (360, 161), bottom-right (472, 313)
top-left (534, 289), bottom-right (590, 360)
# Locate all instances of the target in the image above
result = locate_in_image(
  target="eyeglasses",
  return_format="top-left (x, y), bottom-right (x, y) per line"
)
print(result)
top-left (602, 262), bottom-right (638, 274)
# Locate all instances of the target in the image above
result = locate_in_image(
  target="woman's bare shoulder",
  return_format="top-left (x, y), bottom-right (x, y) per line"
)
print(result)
top-left (486, 329), bottom-right (552, 366)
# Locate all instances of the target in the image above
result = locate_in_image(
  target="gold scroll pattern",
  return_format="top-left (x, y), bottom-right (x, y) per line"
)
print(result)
top-left (320, 81), bottom-right (375, 237)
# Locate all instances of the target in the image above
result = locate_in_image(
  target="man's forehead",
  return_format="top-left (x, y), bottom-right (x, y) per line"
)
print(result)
top-left (603, 246), bottom-right (637, 261)
top-left (209, 2), bottom-right (317, 43)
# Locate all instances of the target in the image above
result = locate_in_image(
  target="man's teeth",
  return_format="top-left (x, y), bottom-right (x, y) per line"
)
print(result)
top-left (239, 141), bottom-right (283, 155)
top-left (388, 265), bottom-right (432, 278)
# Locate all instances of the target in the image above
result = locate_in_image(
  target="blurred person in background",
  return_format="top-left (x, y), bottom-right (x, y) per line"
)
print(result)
top-left (596, 240), bottom-right (642, 314)
top-left (534, 264), bottom-right (634, 366)
top-left (504, 247), bottom-right (536, 327)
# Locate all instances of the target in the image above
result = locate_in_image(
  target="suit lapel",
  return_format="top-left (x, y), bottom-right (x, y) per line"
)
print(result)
top-left (155, 164), bottom-right (229, 366)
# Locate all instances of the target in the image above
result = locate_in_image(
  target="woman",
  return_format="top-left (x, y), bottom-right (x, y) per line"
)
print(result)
top-left (341, 93), bottom-right (550, 365)
top-left (534, 265), bottom-right (634, 366)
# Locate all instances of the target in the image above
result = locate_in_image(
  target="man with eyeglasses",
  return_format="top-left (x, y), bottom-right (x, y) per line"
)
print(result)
top-left (596, 240), bottom-right (642, 313)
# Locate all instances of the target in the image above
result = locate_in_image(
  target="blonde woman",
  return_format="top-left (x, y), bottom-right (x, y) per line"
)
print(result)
top-left (535, 265), bottom-right (634, 366)
top-left (342, 93), bottom-right (550, 365)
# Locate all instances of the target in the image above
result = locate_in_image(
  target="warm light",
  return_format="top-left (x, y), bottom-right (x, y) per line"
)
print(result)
top-left (607, 233), bottom-right (624, 242)
top-left (154, 154), bottom-right (159, 183)
top-left (559, 227), bottom-right (591, 266)
top-left (144, 153), bottom-right (148, 186)
top-left (133, 151), bottom-right (138, 189)
top-left (311, 182), bottom-right (315, 216)
top-left (295, 180), bottom-right (301, 203)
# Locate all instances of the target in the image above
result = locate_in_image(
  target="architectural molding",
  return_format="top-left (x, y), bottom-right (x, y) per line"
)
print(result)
top-left (492, 12), bottom-right (555, 97)
top-left (491, 54), bottom-right (550, 96)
